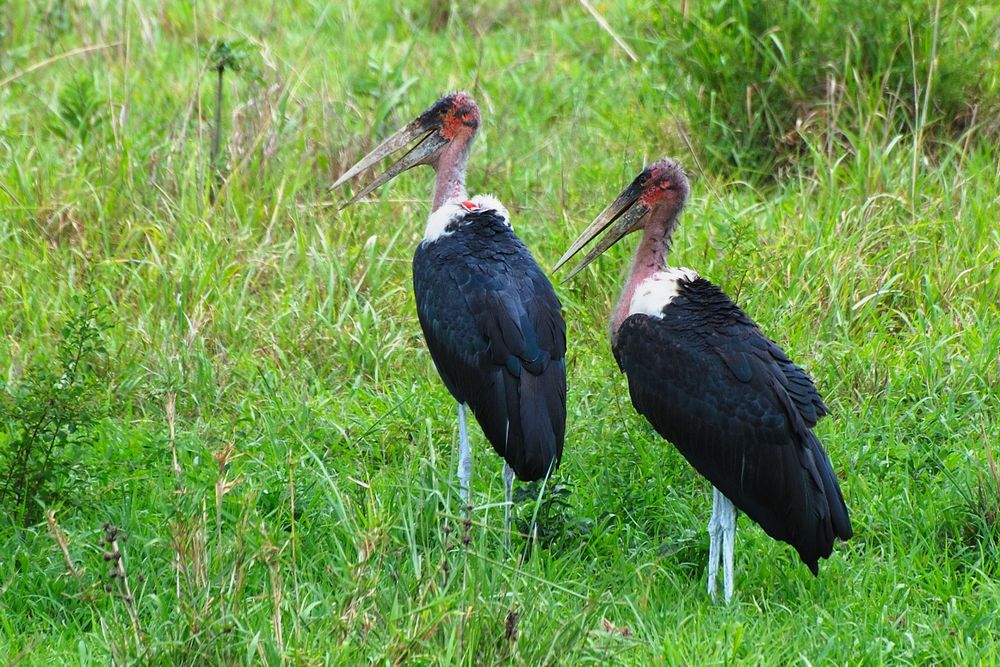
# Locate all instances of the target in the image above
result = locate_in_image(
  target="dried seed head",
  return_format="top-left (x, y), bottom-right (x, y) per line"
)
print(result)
top-left (109, 568), bottom-right (119, 578)
top-left (505, 609), bottom-right (520, 642)
top-left (103, 552), bottom-right (113, 561)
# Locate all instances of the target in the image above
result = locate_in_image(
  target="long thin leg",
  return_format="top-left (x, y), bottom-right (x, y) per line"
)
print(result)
top-left (707, 489), bottom-right (722, 602)
top-left (502, 463), bottom-right (515, 548)
top-left (721, 491), bottom-right (737, 604)
top-left (707, 487), bottom-right (737, 603)
top-left (457, 403), bottom-right (472, 507)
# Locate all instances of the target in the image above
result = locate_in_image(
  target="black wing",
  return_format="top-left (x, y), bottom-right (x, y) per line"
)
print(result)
top-left (412, 210), bottom-right (566, 481)
top-left (613, 277), bottom-right (851, 572)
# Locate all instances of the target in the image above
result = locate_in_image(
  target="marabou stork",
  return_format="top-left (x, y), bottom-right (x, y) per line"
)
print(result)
top-left (554, 159), bottom-right (851, 602)
top-left (332, 92), bottom-right (566, 534)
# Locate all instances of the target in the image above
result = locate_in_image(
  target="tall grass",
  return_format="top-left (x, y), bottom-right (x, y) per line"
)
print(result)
top-left (0, 0), bottom-right (998, 662)
top-left (654, 0), bottom-right (1000, 176)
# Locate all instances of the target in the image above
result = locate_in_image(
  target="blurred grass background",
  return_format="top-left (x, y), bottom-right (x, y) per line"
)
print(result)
top-left (1, 0), bottom-right (998, 663)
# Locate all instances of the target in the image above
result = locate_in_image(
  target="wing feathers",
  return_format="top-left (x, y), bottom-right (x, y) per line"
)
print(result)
top-left (413, 209), bottom-right (566, 481)
top-left (614, 277), bottom-right (850, 572)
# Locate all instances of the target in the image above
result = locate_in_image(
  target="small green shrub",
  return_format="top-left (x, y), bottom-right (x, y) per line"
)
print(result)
top-left (48, 74), bottom-right (107, 147)
top-left (0, 295), bottom-right (111, 526)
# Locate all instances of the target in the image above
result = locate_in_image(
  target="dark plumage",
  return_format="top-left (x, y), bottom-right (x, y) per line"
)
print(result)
top-left (613, 276), bottom-right (851, 572)
top-left (413, 207), bottom-right (566, 480)
top-left (332, 92), bottom-right (567, 532)
top-left (555, 157), bottom-right (851, 601)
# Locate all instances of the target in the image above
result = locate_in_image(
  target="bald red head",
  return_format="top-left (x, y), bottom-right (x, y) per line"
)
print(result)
top-left (417, 91), bottom-right (480, 141)
top-left (636, 159), bottom-right (690, 216)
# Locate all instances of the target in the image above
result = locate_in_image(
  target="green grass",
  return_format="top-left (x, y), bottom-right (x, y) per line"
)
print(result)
top-left (655, 0), bottom-right (1000, 176)
top-left (1, 0), bottom-right (999, 663)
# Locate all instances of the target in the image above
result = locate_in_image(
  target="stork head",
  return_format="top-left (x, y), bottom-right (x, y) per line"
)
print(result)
top-left (553, 159), bottom-right (690, 279)
top-left (331, 91), bottom-right (480, 209)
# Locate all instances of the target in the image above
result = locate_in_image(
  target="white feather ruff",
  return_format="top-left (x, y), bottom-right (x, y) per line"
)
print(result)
top-left (422, 194), bottom-right (512, 243)
top-left (628, 268), bottom-right (700, 317)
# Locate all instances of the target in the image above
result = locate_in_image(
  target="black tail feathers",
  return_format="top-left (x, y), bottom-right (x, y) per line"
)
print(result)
top-left (464, 363), bottom-right (565, 482)
top-left (499, 364), bottom-right (565, 481)
top-left (815, 437), bottom-right (852, 541)
top-left (799, 433), bottom-right (852, 574)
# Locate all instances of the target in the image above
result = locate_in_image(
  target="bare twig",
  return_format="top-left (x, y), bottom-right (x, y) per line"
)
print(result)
top-left (164, 392), bottom-right (184, 599)
top-left (289, 456), bottom-right (302, 644)
top-left (210, 65), bottom-right (225, 202)
top-left (578, 0), bottom-right (639, 62)
top-left (46, 511), bottom-right (82, 577)
top-left (265, 543), bottom-right (285, 653)
top-left (104, 524), bottom-right (142, 646)
top-left (165, 393), bottom-right (182, 483)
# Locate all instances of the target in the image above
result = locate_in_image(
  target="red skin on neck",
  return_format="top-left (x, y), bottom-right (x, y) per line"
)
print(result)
top-left (430, 95), bottom-right (480, 212)
top-left (610, 179), bottom-right (686, 337)
top-left (612, 223), bottom-right (670, 336)
top-left (430, 127), bottom-right (474, 211)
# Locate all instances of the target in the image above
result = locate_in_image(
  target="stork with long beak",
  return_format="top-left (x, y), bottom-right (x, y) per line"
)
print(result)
top-left (333, 92), bottom-right (566, 538)
top-left (554, 159), bottom-right (851, 602)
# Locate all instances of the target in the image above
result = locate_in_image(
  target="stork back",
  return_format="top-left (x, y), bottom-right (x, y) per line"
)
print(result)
top-left (612, 277), bottom-right (851, 572)
top-left (412, 204), bottom-right (566, 481)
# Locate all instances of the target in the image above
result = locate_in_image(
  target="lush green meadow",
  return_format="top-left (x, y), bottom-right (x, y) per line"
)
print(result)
top-left (2, 0), bottom-right (999, 663)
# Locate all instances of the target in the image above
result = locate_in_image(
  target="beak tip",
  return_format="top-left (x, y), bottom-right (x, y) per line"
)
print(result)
top-left (339, 194), bottom-right (362, 210)
top-left (562, 264), bottom-right (584, 282)
top-left (330, 171), bottom-right (354, 190)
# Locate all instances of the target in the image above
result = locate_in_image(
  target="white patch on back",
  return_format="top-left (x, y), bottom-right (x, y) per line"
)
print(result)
top-left (422, 194), bottom-right (512, 243)
top-left (628, 268), bottom-right (700, 317)
top-left (469, 194), bottom-right (511, 227)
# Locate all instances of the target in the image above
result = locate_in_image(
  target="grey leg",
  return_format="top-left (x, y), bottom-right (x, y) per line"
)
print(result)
top-left (721, 490), bottom-right (736, 604)
top-left (707, 487), bottom-right (737, 604)
top-left (457, 403), bottom-right (472, 506)
top-left (502, 462), bottom-right (515, 548)
top-left (707, 489), bottom-right (722, 602)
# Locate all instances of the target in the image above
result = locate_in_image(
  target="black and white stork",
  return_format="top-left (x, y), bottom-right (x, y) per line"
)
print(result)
top-left (554, 159), bottom-right (851, 602)
top-left (332, 92), bottom-right (566, 535)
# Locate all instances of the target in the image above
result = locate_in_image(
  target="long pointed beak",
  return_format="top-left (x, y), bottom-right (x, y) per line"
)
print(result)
top-left (331, 120), bottom-right (447, 209)
top-left (553, 180), bottom-right (647, 280)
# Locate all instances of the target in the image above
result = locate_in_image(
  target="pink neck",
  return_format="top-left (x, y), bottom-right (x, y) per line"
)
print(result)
top-left (431, 136), bottom-right (473, 211)
top-left (611, 223), bottom-right (671, 336)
